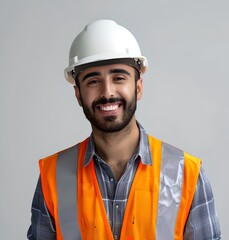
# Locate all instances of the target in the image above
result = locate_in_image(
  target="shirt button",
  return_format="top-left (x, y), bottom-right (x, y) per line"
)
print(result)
top-left (110, 177), bottom-right (114, 182)
top-left (114, 235), bottom-right (118, 239)
top-left (116, 204), bottom-right (119, 209)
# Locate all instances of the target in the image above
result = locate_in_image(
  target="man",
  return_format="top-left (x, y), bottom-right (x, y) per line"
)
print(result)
top-left (27, 19), bottom-right (221, 239)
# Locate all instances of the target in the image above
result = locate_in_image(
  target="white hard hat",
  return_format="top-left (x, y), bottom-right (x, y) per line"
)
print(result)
top-left (64, 19), bottom-right (148, 84)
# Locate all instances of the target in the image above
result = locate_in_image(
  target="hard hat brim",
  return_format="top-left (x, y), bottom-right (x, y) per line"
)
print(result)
top-left (64, 55), bottom-right (148, 85)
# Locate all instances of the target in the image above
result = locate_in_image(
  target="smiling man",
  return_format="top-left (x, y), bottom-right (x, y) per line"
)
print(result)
top-left (75, 65), bottom-right (141, 133)
top-left (27, 20), bottom-right (221, 240)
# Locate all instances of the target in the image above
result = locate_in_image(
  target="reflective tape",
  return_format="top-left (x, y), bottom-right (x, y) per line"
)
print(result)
top-left (56, 145), bottom-right (81, 240)
top-left (156, 142), bottom-right (184, 239)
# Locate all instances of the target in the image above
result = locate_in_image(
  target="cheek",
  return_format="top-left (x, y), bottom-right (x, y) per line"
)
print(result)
top-left (119, 84), bottom-right (136, 98)
top-left (80, 90), bottom-right (96, 107)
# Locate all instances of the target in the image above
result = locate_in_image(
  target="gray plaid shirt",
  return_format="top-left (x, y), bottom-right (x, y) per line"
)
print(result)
top-left (27, 124), bottom-right (221, 239)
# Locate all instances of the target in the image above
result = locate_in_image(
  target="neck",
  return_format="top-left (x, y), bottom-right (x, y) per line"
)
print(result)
top-left (92, 118), bottom-right (140, 180)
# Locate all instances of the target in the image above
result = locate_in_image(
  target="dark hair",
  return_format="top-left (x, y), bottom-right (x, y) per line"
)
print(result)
top-left (134, 68), bottom-right (140, 82)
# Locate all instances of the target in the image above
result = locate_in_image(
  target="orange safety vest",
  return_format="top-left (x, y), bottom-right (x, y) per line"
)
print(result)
top-left (39, 135), bottom-right (201, 240)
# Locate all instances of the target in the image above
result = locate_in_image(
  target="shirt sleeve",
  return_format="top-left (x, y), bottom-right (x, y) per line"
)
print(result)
top-left (184, 166), bottom-right (221, 239)
top-left (27, 176), bottom-right (56, 240)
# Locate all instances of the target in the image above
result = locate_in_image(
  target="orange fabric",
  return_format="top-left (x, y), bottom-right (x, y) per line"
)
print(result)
top-left (39, 135), bottom-right (201, 240)
top-left (174, 152), bottom-right (201, 240)
top-left (39, 152), bottom-right (63, 240)
top-left (76, 135), bottom-right (162, 240)
top-left (120, 136), bottom-right (162, 240)
top-left (77, 138), bottom-right (114, 240)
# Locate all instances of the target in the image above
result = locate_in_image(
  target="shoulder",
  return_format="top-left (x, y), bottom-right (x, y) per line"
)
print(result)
top-left (194, 166), bottom-right (213, 200)
top-left (39, 137), bottom-right (90, 166)
top-left (39, 144), bottom-right (80, 172)
top-left (39, 138), bottom-right (89, 169)
top-left (158, 138), bottom-right (201, 165)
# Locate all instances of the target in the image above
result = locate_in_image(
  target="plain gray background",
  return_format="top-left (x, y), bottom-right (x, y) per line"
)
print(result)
top-left (1, 0), bottom-right (228, 239)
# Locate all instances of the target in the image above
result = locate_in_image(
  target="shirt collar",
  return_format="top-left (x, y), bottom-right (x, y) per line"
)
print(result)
top-left (83, 122), bottom-right (152, 166)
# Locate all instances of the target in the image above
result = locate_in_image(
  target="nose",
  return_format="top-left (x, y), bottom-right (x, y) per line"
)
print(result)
top-left (100, 78), bottom-right (115, 98)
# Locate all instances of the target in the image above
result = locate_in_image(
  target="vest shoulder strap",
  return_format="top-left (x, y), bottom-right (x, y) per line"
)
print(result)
top-left (158, 141), bottom-right (201, 239)
top-left (56, 144), bottom-right (81, 240)
top-left (156, 142), bottom-right (185, 239)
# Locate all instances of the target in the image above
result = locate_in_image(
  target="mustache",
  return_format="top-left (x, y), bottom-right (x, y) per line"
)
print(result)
top-left (92, 97), bottom-right (125, 110)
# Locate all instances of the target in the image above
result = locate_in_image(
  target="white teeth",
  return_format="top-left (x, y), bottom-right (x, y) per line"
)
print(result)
top-left (101, 105), bottom-right (119, 111)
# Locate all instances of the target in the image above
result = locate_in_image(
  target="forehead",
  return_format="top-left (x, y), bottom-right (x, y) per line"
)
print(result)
top-left (78, 63), bottom-right (135, 80)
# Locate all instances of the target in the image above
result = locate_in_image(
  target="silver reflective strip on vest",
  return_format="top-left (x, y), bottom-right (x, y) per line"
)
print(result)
top-left (56, 145), bottom-right (81, 240)
top-left (156, 142), bottom-right (184, 239)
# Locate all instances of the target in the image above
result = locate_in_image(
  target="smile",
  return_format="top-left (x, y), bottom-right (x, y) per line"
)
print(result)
top-left (95, 102), bottom-right (123, 113)
top-left (100, 104), bottom-right (119, 111)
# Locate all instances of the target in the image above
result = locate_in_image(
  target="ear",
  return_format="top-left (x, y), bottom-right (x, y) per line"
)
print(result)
top-left (74, 86), bottom-right (82, 107)
top-left (136, 78), bottom-right (143, 100)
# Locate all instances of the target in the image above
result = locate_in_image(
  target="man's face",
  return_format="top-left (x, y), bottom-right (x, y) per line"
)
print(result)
top-left (74, 64), bottom-right (143, 133)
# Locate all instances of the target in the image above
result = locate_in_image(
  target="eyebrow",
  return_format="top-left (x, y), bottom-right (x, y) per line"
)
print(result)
top-left (109, 69), bottom-right (131, 76)
top-left (82, 72), bottom-right (100, 81)
top-left (82, 68), bottom-right (131, 81)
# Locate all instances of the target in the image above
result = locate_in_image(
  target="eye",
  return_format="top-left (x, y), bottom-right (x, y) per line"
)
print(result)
top-left (113, 76), bottom-right (126, 82)
top-left (87, 79), bottom-right (100, 86)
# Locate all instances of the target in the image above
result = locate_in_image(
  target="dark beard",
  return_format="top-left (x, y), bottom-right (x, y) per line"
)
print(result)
top-left (81, 94), bottom-right (137, 133)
